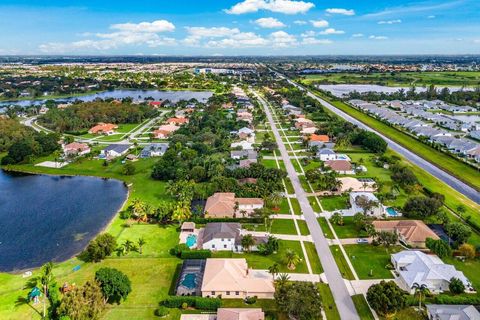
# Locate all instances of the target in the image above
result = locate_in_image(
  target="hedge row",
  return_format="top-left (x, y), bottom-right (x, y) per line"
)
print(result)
top-left (180, 250), bottom-right (211, 259)
top-left (433, 295), bottom-right (480, 305)
top-left (162, 296), bottom-right (222, 310)
top-left (188, 217), bottom-right (263, 224)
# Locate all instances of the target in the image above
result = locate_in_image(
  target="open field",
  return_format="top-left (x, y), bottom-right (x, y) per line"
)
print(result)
top-left (329, 245), bottom-right (355, 280)
top-left (314, 92), bottom-right (480, 192)
top-left (344, 244), bottom-right (402, 279)
top-left (299, 71), bottom-right (480, 87)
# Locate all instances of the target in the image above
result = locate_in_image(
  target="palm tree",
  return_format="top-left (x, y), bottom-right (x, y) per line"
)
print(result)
top-left (268, 263), bottom-right (280, 281)
top-left (40, 262), bottom-right (54, 319)
top-left (123, 239), bottom-right (134, 254)
top-left (276, 273), bottom-right (290, 287)
top-left (172, 202), bottom-right (192, 225)
top-left (241, 234), bottom-right (255, 253)
top-left (284, 250), bottom-right (302, 270)
top-left (330, 212), bottom-right (344, 226)
top-left (267, 192), bottom-right (282, 210)
top-left (412, 282), bottom-right (429, 311)
top-left (130, 199), bottom-right (145, 221)
top-left (137, 237), bottom-right (146, 254)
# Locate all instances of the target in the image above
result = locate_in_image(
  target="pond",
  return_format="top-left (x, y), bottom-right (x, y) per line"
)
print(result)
top-left (0, 89), bottom-right (214, 108)
top-left (0, 170), bottom-right (128, 272)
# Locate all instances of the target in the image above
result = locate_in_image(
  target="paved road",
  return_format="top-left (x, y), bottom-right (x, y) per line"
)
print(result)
top-left (254, 91), bottom-right (360, 320)
top-left (277, 73), bottom-right (480, 204)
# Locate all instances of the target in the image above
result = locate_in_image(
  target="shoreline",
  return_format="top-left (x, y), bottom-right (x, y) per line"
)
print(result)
top-left (0, 167), bottom-right (131, 274)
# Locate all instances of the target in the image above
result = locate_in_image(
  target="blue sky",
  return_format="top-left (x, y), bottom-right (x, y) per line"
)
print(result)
top-left (0, 0), bottom-right (479, 55)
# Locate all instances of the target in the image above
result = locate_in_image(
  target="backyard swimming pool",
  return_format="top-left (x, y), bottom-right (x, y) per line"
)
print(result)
top-left (386, 207), bottom-right (400, 217)
top-left (181, 273), bottom-right (197, 290)
top-left (186, 234), bottom-right (197, 248)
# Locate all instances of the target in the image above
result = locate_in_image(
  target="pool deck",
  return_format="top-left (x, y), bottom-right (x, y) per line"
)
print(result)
top-left (179, 228), bottom-right (200, 248)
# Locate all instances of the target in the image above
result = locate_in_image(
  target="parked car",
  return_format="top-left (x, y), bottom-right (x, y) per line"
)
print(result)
top-left (357, 238), bottom-right (369, 244)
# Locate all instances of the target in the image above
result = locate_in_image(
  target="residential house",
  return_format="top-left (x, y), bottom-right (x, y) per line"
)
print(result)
top-left (348, 192), bottom-right (384, 217)
top-left (165, 117), bottom-right (189, 126)
top-left (372, 220), bottom-right (439, 248)
top-left (239, 159), bottom-right (257, 168)
top-left (149, 101), bottom-right (163, 108)
top-left (316, 148), bottom-right (337, 161)
top-left (101, 144), bottom-right (130, 159)
top-left (201, 258), bottom-right (275, 299)
top-left (198, 222), bottom-right (267, 252)
top-left (237, 111), bottom-right (253, 123)
top-left (392, 250), bottom-right (471, 293)
top-left (237, 127), bottom-right (255, 143)
top-left (204, 193), bottom-right (263, 218)
top-left (153, 124), bottom-right (180, 138)
top-left (325, 160), bottom-right (354, 174)
top-left (426, 304), bottom-right (480, 320)
top-left (301, 127), bottom-right (318, 135)
top-left (140, 143), bottom-right (169, 158)
top-left (231, 140), bottom-right (254, 151)
top-left (217, 308), bottom-right (265, 320)
top-left (63, 142), bottom-right (90, 156)
top-left (88, 123), bottom-right (118, 135)
top-left (230, 150), bottom-right (257, 160)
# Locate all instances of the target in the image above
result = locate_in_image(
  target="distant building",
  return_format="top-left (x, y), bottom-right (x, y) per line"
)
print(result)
top-left (88, 123), bottom-right (118, 135)
top-left (63, 142), bottom-right (90, 156)
top-left (204, 193), bottom-right (263, 218)
top-left (348, 192), bottom-right (384, 217)
top-left (101, 144), bottom-right (130, 159)
top-left (325, 160), bottom-right (354, 174)
top-left (140, 143), bottom-right (169, 158)
top-left (372, 220), bottom-right (439, 248)
top-left (426, 304), bottom-right (480, 320)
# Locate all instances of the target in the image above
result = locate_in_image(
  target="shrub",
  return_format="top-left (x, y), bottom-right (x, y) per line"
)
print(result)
top-left (180, 250), bottom-right (211, 259)
top-left (162, 296), bottom-right (221, 310)
top-left (458, 243), bottom-right (476, 259)
top-left (154, 306), bottom-right (169, 317)
top-left (434, 295), bottom-right (480, 305)
top-left (169, 244), bottom-right (190, 257)
top-left (449, 277), bottom-right (465, 294)
top-left (245, 296), bottom-right (257, 305)
top-left (80, 233), bottom-right (117, 262)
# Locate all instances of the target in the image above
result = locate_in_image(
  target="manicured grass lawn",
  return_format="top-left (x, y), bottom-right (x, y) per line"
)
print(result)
top-left (316, 92), bottom-right (480, 190)
top-left (308, 196), bottom-right (321, 212)
top-left (116, 123), bottom-right (142, 133)
top-left (212, 240), bottom-right (308, 274)
top-left (296, 220), bottom-right (310, 236)
top-left (94, 134), bottom-right (125, 142)
top-left (320, 196), bottom-right (349, 212)
top-left (283, 178), bottom-right (295, 194)
top-left (344, 244), bottom-right (401, 279)
top-left (270, 219), bottom-right (304, 235)
top-left (443, 256), bottom-right (480, 290)
top-left (393, 307), bottom-right (427, 320)
top-left (275, 198), bottom-right (291, 214)
top-left (318, 283), bottom-right (340, 320)
top-left (351, 294), bottom-right (374, 320)
top-left (331, 217), bottom-right (366, 239)
top-left (260, 159), bottom-right (279, 169)
top-left (303, 160), bottom-right (322, 171)
top-left (317, 218), bottom-right (334, 239)
top-left (305, 242), bottom-right (323, 274)
top-left (299, 175), bottom-right (310, 191)
top-left (290, 198), bottom-right (302, 215)
top-left (330, 245), bottom-right (355, 280)
top-left (291, 159), bottom-right (303, 173)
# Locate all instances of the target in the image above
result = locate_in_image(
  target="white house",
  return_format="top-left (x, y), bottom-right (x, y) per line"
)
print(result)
top-left (199, 223), bottom-right (267, 252)
top-left (316, 148), bottom-right (337, 161)
top-left (392, 250), bottom-right (472, 294)
top-left (231, 140), bottom-right (254, 151)
top-left (347, 192), bottom-right (384, 217)
top-left (101, 144), bottom-right (130, 159)
top-left (426, 304), bottom-right (480, 320)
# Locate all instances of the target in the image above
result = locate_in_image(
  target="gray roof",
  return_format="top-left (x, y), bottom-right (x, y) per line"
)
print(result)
top-left (426, 304), bottom-right (480, 320)
top-left (104, 144), bottom-right (130, 154)
top-left (317, 148), bottom-right (335, 155)
top-left (201, 222), bottom-right (241, 243)
top-left (140, 143), bottom-right (168, 158)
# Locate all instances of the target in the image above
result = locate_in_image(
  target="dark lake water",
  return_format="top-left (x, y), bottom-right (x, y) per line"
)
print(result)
top-left (0, 89), bottom-right (213, 108)
top-left (0, 170), bottom-right (128, 272)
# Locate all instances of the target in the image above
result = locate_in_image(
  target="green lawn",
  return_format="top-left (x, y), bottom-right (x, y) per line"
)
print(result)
top-left (443, 256), bottom-right (480, 290)
top-left (296, 220), bottom-right (310, 236)
top-left (315, 92), bottom-right (480, 191)
top-left (308, 196), bottom-right (321, 212)
top-left (275, 198), bottom-right (291, 214)
top-left (212, 240), bottom-right (308, 274)
top-left (260, 159), bottom-right (280, 169)
top-left (290, 198), bottom-right (302, 215)
top-left (320, 196), bottom-right (349, 212)
top-left (331, 217), bottom-right (366, 239)
top-left (344, 244), bottom-right (402, 279)
top-left (270, 219), bottom-right (309, 235)
top-left (329, 245), bottom-right (355, 280)
top-left (351, 294), bottom-right (374, 320)
top-left (116, 123), bottom-right (142, 133)
top-left (317, 218), bottom-right (334, 239)
top-left (283, 178), bottom-right (295, 194)
top-left (305, 242), bottom-right (323, 274)
top-left (318, 284), bottom-right (340, 320)
top-left (303, 160), bottom-right (322, 171)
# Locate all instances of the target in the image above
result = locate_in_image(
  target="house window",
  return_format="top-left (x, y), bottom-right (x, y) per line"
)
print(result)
top-left (226, 291), bottom-right (230, 295)
top-left (235, 291), bottom-right (240, 295)
top-left (212, 244), bottom-right (215, 249)
top-left (224, 245), bottom-right (227, 248)
top-left (221, 238), bottom-right (224, 241)
top-left (211, 291), bottom-right (215, 295)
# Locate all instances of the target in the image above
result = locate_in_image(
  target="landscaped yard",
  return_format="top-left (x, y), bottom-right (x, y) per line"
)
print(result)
top-left (308, 196), bottom-right (321, 212)
top-left (330, 245), bottom-right (355, 280)
top-left (290, 198), bottom-right (302, 215)
top-left (317, 218), bottom-right (334, 239)
top-left (351, 294), bottom-right (374, 320)
top-left (344, 244), bottom-right (402, 279)
top-left (330, 217), bottom-right (366, 239)
top-left (318, 283), bottom-right (340, 320)
top-left (305, 242), bottom-right (323, 274)
top-left (320, 196), bottom-right (349, 212)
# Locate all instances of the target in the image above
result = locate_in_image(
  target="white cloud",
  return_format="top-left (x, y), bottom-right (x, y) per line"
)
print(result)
top-left (206, 32), bottom-right (269, 48)
top-left (326, 8), bottom-right (355, 16)
top-left (294, 20), bottom-right (307, 25)
top-left (301, 37), bottom-right (332, 45)
top-left (226, 0), bottom-right (314, 15)
top-left (183, 27), bottom-right (241, 46)
top-left (310, 19), bottom-right (329, 28)
top-left (319, 28), bottom-right (345, 35)
top-left (254, 17), bottom-right (286, 28)
top-left (352, 33), bottom-right (364, 38)
top-left (110, 20), bottom-right (175, 33)
top-left (39, 19), bottom-right (176, 53)
top-left (269, 30), bottom-right (297, 47)
top-left (378, 19), bottom-right (402, 25)
top-left (300, 30), bottom-right (316, 37)
top-left (427, 15), bottom-right (436, 19)
top-left (364, 0), bottom-right (462, 18)
top-left (369, 35), bottom-right (389, 40)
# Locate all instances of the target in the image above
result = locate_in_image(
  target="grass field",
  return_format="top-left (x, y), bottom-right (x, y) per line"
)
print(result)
top-left (317, 218), bottom-right (334, 239)
top-left (299, 71), bottom-right (480, 87)
top-left (318, 284), bottom-right (340, 320)
top-left (314, 92), bottom-right (480, 191)
top-left (305, 242), bottom-right (323, 274)
top-left (330, 217), bottom-right (366, 239)
top-left (344, 244), bottom-right (402, 279)
top-left (320, 196), bottom-right (349, 212)
top-left (329, 245), bottom-right (355, 280)
top-left (351, 294), bottom-right (374, 320)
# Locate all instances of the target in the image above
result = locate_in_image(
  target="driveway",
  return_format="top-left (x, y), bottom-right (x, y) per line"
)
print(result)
top-left (254, 90), bottom-right (360, 320)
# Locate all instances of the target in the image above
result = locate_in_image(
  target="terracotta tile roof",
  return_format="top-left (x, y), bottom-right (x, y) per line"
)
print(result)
top-left (64, 142), bottom-right (89, 152)
top-left (325, 160), bottom-right (352, 171)
top-left (308, 134), bottom-right (330, 142)
top-left (373, 220), bottom-right (439, 244)
top-left (236, 198), bottom-right (264, 206)
top-left (217, 308), bottom-right (265, 320)
top-left (166, 117), bottom-right (188, 125)
top-left (88, 123), bottom-right (118, 134)
top-left (204, 193), bottom-right (236, 218)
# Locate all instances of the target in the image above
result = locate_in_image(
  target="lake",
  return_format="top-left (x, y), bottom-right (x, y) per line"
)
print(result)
top-left (0, 89), bottom-right (214, 108)
top-left (0, 170), bottom-right (128, 272)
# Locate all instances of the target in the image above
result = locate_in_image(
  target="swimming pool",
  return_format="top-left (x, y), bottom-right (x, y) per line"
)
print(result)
top-left (181, 273), bottom-right (197, 290)
top-left (186, 234), bottom-right (197, 248)
top-left (386, 207), bottom-right (399, 217)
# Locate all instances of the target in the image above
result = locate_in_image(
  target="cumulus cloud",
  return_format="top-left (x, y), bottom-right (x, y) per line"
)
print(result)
top-left (318, 28), bottom-right (345, 35)
top-left (254, 17), bottom-right (286, 28)
top-left (301, 37), bottom-right (332, 45)
top-left (427, 15), bottom-right (436, 19)
top-left (183, 27), bottom-right (241, 46)
top-left (269, 30), bottom-right (297, 47)
top-left (294, 20), bottom-right (307, 25)
top-left (378, 19), bottom-right (402, 25)
top-left (206, 32), bottom-right (269, 48)
top-left (369, 35), bottom-right (388, 40)
top-left (310, 19), bottom-right (329, 28)
top-left (352, 33), bottom-right (364, 38)
top-left (39, 19), bottom-right (176, 53)
top-left (226, 0), bottom-right (314, 15)
top-left (326, 8), bottom-right (355, 16)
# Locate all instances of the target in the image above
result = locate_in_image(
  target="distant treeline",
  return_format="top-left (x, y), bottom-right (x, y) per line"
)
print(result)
top-left (346, 85), bottom-right (480, 108)
top-left (38, 101), bottom-right (157, 133)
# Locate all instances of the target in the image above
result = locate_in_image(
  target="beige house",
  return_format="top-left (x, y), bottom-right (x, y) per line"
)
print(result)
top-left (372, 220), bottom-right (439, 248)
top-left (201, 259), bottom-right (275, 299)
top-left (204, 193), bottom-right (263, 218)
top-left (217, 308), bottom-right (264, 320)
